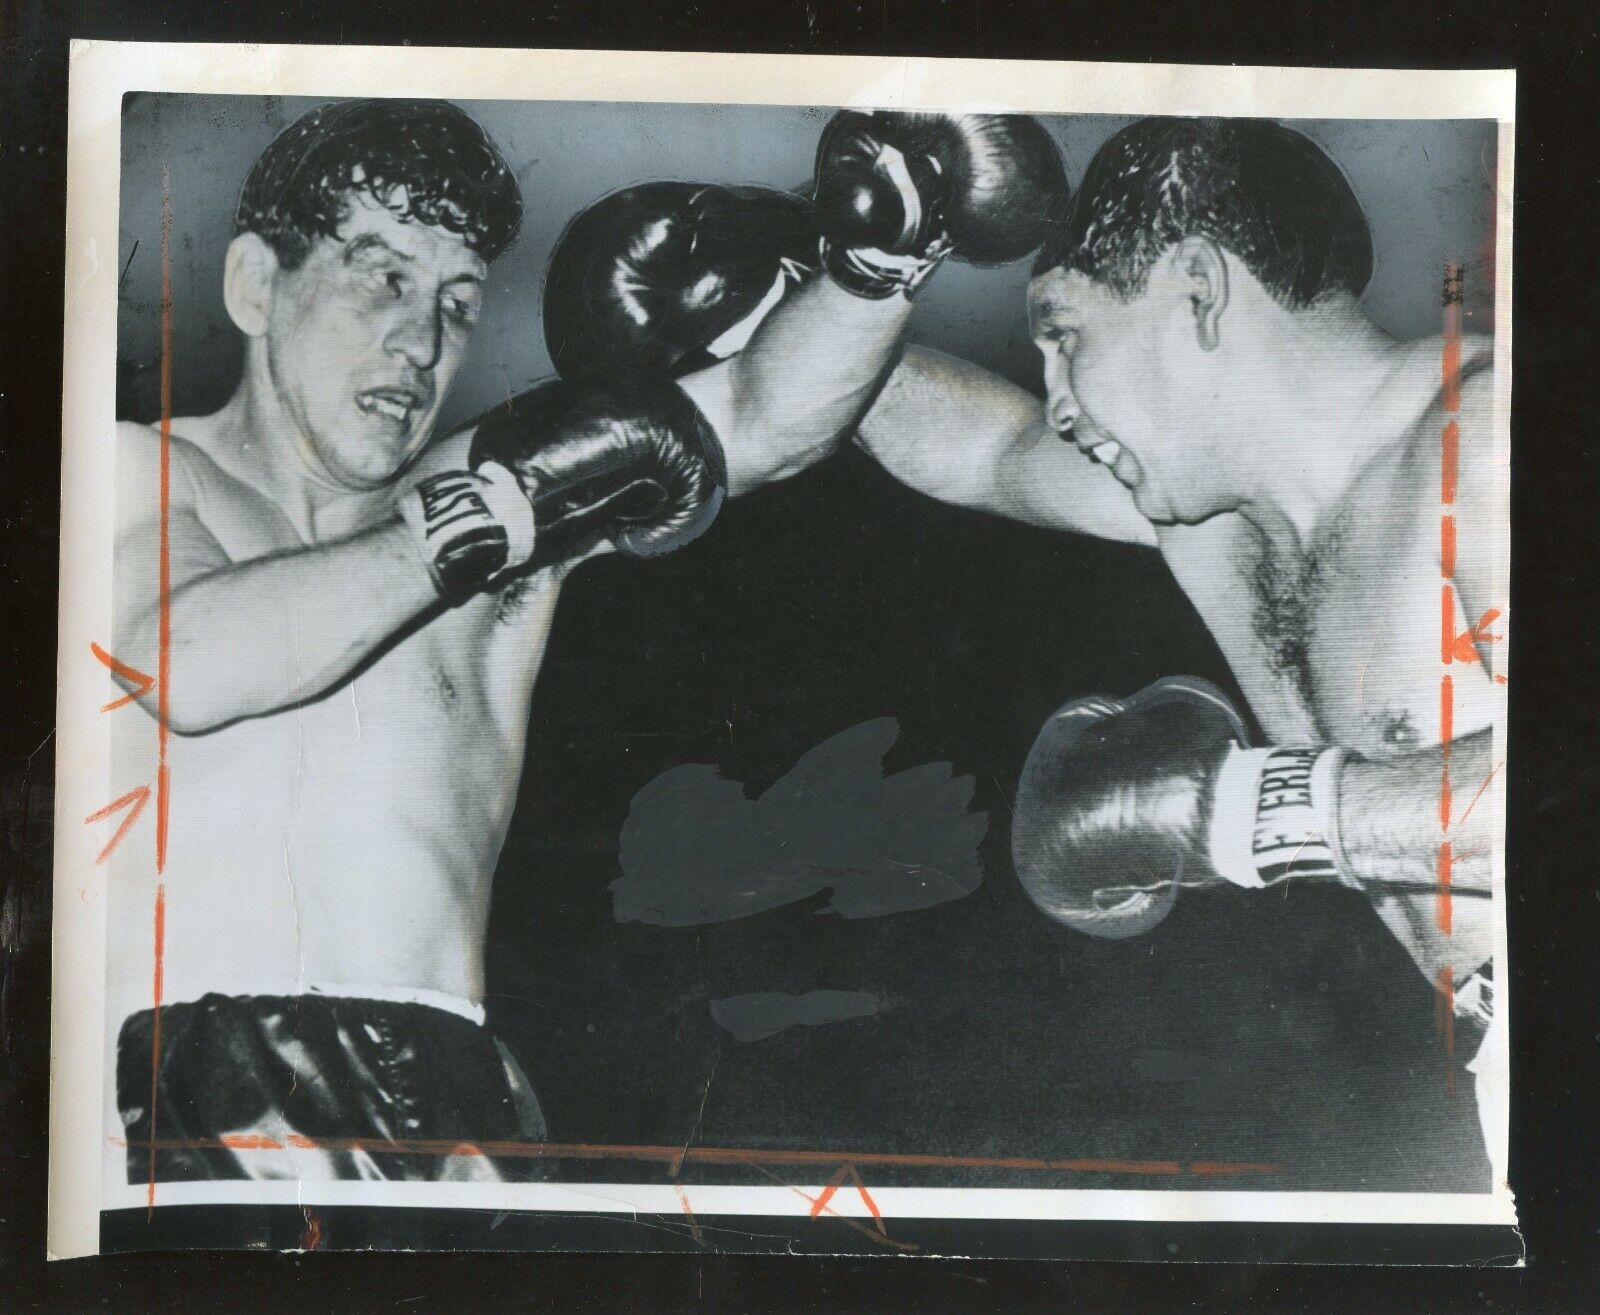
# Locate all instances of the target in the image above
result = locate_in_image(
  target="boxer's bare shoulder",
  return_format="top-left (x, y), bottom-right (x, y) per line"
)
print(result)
top-left (1298, 337), bottom-right (1500, 754)
top-left (1158, 337), bottom-right (1500, 754)
top-left (114, 418), bottom-right (301, 563)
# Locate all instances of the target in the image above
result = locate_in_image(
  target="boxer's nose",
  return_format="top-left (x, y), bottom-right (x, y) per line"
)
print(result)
top-left (1043, 362), bottom-right (1081, 438)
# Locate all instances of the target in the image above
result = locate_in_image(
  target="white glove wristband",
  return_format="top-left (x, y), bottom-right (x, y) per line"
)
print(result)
top-left (400, 461), bottom-right (537, 600)
top-left (1207, 744), bottom-right (1356, 891)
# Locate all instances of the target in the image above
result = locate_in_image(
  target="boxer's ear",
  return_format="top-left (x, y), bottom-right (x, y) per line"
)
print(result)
top-left (224, 233), bottom-right (278, 338)
top-left (1173, 236), bottom-right (1228, 352)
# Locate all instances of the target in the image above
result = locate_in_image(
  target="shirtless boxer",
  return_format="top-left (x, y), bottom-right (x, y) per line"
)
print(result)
top-left (836, 117), bottom-right (1507, 1183)
top-left (107, 99), bottom-right (1061, 1184)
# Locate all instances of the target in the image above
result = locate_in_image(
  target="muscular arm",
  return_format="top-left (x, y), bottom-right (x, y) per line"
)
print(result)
top-left (677, 278), bottom-right (913, 497)
top-left (1337, 728), bottom-right (1494, 898)
top-left (853, 346), bottom-right (1156, 546)
top-left (113, 424), bottom-right (442, 734)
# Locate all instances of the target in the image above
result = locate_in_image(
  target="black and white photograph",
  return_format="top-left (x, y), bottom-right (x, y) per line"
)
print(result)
top-left (47, 44), bottom-right (1515, 1263)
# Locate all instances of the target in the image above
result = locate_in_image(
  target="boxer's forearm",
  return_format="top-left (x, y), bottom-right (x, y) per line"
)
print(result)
top-left (855, 347), bottom-right (1156, 546)
top-left (682, 279), bottom-right (913, 496)
top-left (117, 518), bottom-right (440, 733)
top-left (1337, 728), bottom-right (1495, 896)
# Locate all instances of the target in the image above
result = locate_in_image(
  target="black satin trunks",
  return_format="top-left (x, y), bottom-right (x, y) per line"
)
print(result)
top-left (117, 993), bottom-right (549, 1184)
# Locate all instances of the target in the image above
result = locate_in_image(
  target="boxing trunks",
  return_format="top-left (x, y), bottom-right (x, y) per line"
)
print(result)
top-left (117, 992), bottom-right (549, 1184)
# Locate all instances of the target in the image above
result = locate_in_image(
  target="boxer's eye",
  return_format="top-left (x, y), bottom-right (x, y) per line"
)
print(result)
top-left (443, 294), bottom-right (480, 328)
top-left (363, 266), bottom-right (408, 300)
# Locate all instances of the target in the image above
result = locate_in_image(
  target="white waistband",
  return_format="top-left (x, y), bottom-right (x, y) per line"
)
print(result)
top-left (147, 982), bottom-right (487, 1028)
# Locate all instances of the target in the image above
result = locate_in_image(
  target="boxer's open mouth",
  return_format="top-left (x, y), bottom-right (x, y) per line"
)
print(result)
top-left (356, 388), bottom-right (424, 426)
top-left (1088, 439), bottom-right (1122, 466)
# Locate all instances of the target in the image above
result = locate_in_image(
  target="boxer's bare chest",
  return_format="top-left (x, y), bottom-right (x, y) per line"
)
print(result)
top-left (1163, 454), bottom-right (1492, 759)
top-left (175, 453), bottom-right (558, 820)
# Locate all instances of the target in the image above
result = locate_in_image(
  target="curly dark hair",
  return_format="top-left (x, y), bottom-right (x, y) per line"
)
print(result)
top-left (1035, 117), bottom-right (1373, 310)
top-left (235, 98), bottom-right (523, 269)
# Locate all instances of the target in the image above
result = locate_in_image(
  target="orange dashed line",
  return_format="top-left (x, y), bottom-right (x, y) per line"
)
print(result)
top-left (221, 1134), bottom-right (284, 1151)
top-left (1188, 1161), bottom-right (1283, 1177)
top-left (1440, 421), bottom-right (1460, 504)
top-left (1435, 842), bottom-right (1453, 935)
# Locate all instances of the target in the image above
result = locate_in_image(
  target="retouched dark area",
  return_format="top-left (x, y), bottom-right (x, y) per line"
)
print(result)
top-left (3, 0), bottom-right (1598, 1311)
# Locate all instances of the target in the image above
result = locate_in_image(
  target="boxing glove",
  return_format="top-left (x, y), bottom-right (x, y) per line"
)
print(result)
top-left (812, 111), bottom-right (1067, 299)
top-left (1011, 677), bottom-right (1357, 940)
top-left (542, 181), bottom-right (820, 383)
top-left (401, 378), bottom-right (727, 600)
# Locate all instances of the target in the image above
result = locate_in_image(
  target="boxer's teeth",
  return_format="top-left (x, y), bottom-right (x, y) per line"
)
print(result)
top-left (357, 392), bottom-right (413, 423)
top-left (1090, 440), bottom-right (1122, 465)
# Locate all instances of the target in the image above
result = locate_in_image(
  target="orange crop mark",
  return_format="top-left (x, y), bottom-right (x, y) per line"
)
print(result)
top-left (116, 1135), bottom-right (1279, 1177)
top-left (1440, 515), bottom-right (1456, 578)
top-left (1440, 421), bottom-right (1460, 503)
top-left (84, 785), bottom-right (151, 864)
top-left (146, 166), bottom-right (175, 1215)
top-left (91, 642), bottom-right (155, 712)
top-left (1435, 841), bottom-right (1453, 935)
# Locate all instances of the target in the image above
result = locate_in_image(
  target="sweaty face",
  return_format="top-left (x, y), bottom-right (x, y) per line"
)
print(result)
top-left (263, 190), bottom-right (486, 491)
top-left (1028, 266), bottom-right (1223, 525)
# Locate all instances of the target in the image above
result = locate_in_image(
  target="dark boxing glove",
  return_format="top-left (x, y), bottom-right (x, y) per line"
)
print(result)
top-left (1011, 677), bottom-right (1357, 940)
top-left (543, 181), bottom-right (820, 383)
top-left (400, 378), bottom-right (727, 600)
top-left (811, 111), bottom-right (1067, 299)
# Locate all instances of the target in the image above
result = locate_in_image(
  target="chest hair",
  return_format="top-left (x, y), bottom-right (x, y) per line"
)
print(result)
top-left (1242, 519), bottom-right (1347, 739)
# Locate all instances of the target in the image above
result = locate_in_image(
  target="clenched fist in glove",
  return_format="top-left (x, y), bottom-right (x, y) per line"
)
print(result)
top-left (1010, 677), bottom-right (1361, 940)
top-left (811, 111), bottom-right (1067, 299)
top-left (542, 181), bottom-right (820, 383)
top-left (401, 378), bottom-right (727, 600)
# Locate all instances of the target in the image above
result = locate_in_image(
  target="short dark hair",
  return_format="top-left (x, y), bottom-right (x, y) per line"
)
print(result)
top-left (235, 99), bottom-right (523, 269)
top-left (1035, 117), bottom-right (1373, 308)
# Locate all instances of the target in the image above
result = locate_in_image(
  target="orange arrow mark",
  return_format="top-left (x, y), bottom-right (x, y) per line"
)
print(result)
top-left (1447, 607), bottom-right (1503, 666)
top-left (807, 1163), bottom-right (886, 1235)
top-left (85, 784), bottom-right (151, 864)
top-left (91, 641), bottom-right (155, 712)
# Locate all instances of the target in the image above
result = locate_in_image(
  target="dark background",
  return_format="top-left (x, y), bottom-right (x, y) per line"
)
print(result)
top-left (110, 98), bottom-right (1496, 1194)
top-left (5, 0), bottom-right (1599, 1311)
